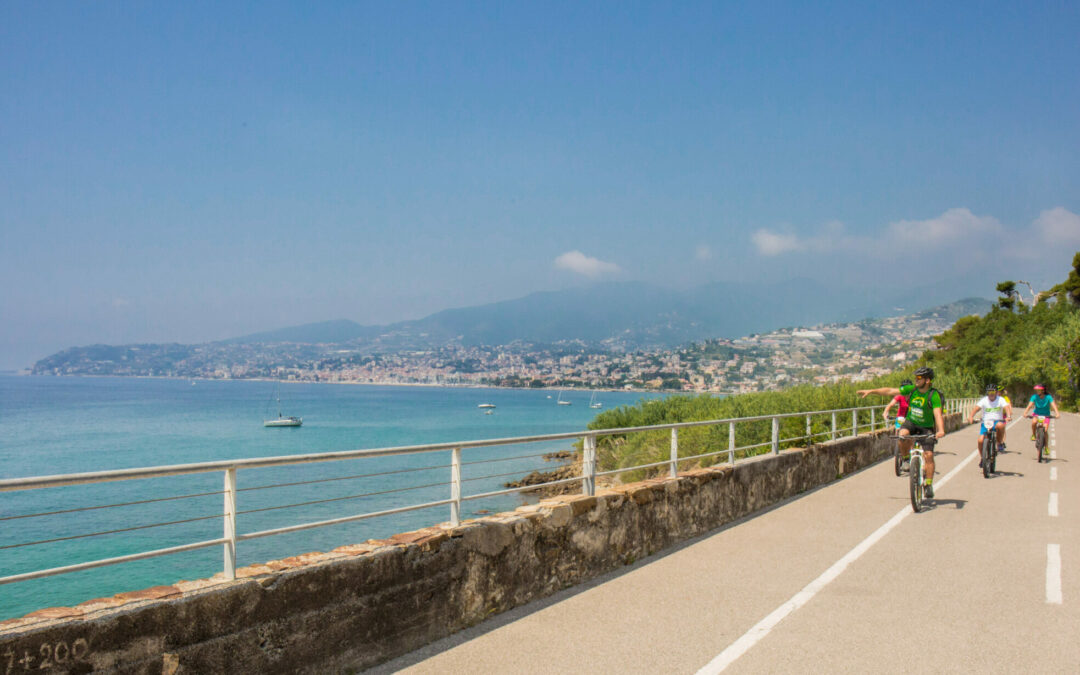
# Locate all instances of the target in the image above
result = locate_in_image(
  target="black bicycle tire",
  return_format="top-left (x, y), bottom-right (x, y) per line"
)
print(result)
top-left (894, 445), bottom-right (903, 476)
top-left (909, 454), bottom-right (922, 513)
top-left (1036, 425), bottom-right (1047, 462)
top-left (982, 436), bottom-right (992, 478)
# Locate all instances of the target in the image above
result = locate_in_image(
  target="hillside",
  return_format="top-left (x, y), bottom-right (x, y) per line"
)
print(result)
top-left (222, 276), bottom-right (992, 351)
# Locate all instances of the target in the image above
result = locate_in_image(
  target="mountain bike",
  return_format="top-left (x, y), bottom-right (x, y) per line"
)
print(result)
top-left (980, 422), bottom-right (999, 478)
top-left (1031, 415), bottom-right (1050, 463)
top-left (903, 433), bottom-right (937, 513)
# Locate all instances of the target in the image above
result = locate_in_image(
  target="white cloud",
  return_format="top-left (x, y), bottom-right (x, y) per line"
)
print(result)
top-left (886, 208), bottom-right (1004, 246)
top-left (751, 229), bottom-right (800, 256)
top-left (1033, 207), bottom-right (1080, 244)
top-left (695, 244), bottom-right (713, 261)
top-left (553, 250), bottom-right (621, 278)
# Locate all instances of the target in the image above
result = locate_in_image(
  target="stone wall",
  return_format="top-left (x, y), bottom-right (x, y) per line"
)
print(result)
top-left (0, 415), bottom-right (965, 674)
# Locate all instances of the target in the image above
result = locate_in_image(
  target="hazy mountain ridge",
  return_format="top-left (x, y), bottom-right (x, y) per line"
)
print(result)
top-left (222, 278), bottom-right (991, 351)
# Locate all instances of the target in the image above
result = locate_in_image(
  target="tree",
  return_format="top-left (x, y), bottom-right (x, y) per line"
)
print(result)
top-left (1048, 251), bottom-right (1080, 306)
top-left (996, 280), bottom-right (1017, 311)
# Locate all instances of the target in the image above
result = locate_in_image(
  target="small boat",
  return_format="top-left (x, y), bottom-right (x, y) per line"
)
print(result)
top-left (589, 392), bottom-right (603, 409)
top-left (477, 403), bottom-right (496, 409)
top-left (557, 392), bottom-right (572, 406)
top-left (264, 385), bottom-right (302, 427)
top-left (264, 415), bottom-right (303, 427)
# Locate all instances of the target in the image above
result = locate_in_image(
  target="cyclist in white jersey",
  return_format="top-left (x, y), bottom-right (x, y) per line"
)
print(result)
top-left (967, 384), bottom-right (1011, 466)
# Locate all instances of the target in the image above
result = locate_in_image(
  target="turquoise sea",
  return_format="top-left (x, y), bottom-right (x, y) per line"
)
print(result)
top-left (0, 375), bottom-right (662, 621)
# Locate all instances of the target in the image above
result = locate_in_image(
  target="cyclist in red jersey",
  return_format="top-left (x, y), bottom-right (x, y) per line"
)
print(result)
top-left (882, 379), bottom-right (912, 426)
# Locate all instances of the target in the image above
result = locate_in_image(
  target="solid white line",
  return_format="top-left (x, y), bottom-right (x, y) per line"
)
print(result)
top-left (1051, 467), bottom-right (1058, 481)
top-left (1047, 544), bottom-right (1063, 605)
top-left (696, 445), bottom-right (980, 674)
top-left (1049, 493), bottom-right (1059, 517)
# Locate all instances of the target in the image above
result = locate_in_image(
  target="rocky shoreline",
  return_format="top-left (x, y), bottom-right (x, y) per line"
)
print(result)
top-left (504, 450), bottom-right (582, 496)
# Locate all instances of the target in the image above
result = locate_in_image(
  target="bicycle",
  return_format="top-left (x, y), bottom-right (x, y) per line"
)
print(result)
top-left (979, 421), bottom-right (1000, 478)
top-left (887, 415), bottom-right (908, 476)
top-left (1030, 414), bottom-right (1051, 463)
top-left (900, 433), bottom-right (937, 513)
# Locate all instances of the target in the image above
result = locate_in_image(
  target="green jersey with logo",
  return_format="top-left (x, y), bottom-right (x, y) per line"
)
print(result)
top-left (899, 384), bottom-right (943, 428)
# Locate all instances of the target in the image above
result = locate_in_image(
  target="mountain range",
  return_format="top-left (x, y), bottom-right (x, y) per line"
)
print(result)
top-left (225, 277), bottom-right (993, 351)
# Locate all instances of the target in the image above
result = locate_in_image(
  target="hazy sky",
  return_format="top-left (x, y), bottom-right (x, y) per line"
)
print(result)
top-left (2, 1), bottom-right (1079, 369)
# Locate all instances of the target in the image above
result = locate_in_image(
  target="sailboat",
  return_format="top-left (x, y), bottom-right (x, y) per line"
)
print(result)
top-left (556, 391), bottom-right (572, 406)
top-left (264, 384), bottom-right (302, 427)
top-left (589, 392), bottom-right (603, 409)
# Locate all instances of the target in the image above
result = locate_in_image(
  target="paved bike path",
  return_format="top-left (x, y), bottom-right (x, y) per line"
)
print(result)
top-left (725, 413), bottom-right (1080, 673)
top-left (375, 415), bottom-right (1079, 674)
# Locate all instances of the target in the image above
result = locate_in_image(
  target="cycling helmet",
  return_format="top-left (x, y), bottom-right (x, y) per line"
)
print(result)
top-left (900, 379), bottom-right (913, 387)
top-left (913, 366), bottom-right (934, 380)
top-left (1034, 384), bottom-right (1046, 391)
top-left (986, 384), bottom-right (998, 392)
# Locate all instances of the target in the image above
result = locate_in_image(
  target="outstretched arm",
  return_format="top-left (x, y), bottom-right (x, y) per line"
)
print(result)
top-left (933, 406), bottom-right (945, 438)
top-left (1051, 401), bottom-right (1061, 417)
top-left (857, 387), bottom-right (900, 399)
top-left (1022, 402), bottom-right (1034, 417)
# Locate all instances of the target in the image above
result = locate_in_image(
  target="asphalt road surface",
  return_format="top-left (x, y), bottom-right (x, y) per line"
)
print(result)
top-left (374, 414), bottom-right (1079, 674)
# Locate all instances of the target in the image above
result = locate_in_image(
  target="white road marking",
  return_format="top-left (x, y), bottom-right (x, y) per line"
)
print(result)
top-left (697, 445), bottom-right (980, 674)
top-left (1049, 493), bottom-right (1059, 517)
top-left (1047, 544), bottom-right (1063, 605)
top-left (1051, 467), bottom-right (1058, 481)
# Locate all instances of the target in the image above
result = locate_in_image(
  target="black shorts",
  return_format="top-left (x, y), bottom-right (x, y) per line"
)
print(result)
top-left (900, 419), bottom-right (936, 449)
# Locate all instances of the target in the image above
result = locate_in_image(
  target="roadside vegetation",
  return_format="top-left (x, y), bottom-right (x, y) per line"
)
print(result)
top-left (586, 252), bottom-right (1080, 480)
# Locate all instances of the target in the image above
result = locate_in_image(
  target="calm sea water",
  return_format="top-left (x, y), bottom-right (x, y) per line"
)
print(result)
top-left (0, 375), bottom-right (661, 621)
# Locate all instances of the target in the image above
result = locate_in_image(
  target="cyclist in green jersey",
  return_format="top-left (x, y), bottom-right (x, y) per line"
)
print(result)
top-left (858, 366), bottom-right (946, 497)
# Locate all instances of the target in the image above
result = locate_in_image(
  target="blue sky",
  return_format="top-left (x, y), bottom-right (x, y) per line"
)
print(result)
top-left (2, 1), bottom-right (1079, 369)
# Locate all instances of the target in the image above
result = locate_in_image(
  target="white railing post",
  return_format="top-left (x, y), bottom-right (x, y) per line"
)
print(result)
top-left (670, 428), bottom-right (678, 478)
top-left (852, 410), bottom-right (858, 437)
top-left (728, 421), bottom-right (735, 464)
top-left (831, 412), bottom-right (837, 440)
top-left (450, 448), bottom-right (462, 527)
top-left (806, 414), bottom-right (812, 443)
top-left (223, 468), bottom-right (237, 581)
top-left (771, 416), bottom-right (779, 454)
top-left (871, 407), bottom-right (876, 431)
top-left (583, 435), bottom-right (596, 496)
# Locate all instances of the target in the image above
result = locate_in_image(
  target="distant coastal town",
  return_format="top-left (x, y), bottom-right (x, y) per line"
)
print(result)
top-left (31, 301), bottom-right (984, 393)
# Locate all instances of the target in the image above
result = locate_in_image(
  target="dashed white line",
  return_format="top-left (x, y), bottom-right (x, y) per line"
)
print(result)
top-left (1047, 544), bottom-right (1063, 605)
top-left (1050, 467), bottom-right (1058, 481)
top-left (1049, 493), bottom-right (1059, 517)
top-left (696, 444), bottom-right (980, 674)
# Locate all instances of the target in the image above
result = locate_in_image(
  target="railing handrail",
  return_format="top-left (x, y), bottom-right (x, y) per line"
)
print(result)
top-left (0, 404), bottom-right (923, 492)
top-left (0, 397), bottom-right (979, 596)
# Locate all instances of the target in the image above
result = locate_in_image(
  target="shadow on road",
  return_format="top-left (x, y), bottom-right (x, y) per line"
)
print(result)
top-left (925, 498), bottom-right (966, 510)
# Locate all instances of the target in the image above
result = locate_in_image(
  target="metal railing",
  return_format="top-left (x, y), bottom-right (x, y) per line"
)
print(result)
top-left (0, 398), bottom-right (975, 589)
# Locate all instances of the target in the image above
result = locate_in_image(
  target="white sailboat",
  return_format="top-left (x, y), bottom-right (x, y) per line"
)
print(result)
top-left (589, 392), bottom-right (603, 409)
top-left (264, 384), bottom-right (302, 427)
top-left (557, 391), bottom-right (572, 406)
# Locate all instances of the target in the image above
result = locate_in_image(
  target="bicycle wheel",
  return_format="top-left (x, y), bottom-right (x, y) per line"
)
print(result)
top-left (909, 454), bottom-right (923, 513)
top-left (982, 437), bottom-right (992, 478)
top-left (894, 444), bottom-right (903, 476)
top-left (1036, 426), bottom-right (1047, 462)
